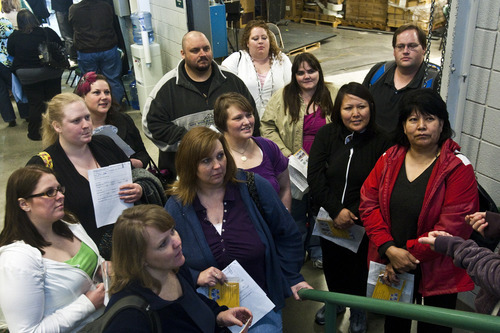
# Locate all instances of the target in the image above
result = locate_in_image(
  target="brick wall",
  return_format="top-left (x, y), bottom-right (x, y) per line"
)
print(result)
top-left (460, 1), bottom-right (500, 205)
top-left (149, 0), bottom-right (188, 73)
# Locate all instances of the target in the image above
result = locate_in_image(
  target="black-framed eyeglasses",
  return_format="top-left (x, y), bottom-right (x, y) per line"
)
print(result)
top-left (25, 186), bottom-right (65, 199)
top-left (395, 43), bottom-right (421, 51)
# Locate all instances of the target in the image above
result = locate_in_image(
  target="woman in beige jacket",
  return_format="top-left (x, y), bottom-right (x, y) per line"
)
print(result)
top-left (261, 52), bottom-right (337, 272)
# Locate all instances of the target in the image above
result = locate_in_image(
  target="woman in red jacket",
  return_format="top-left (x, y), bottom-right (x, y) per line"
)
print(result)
top-left (360, 89), bottom-right (478, 333)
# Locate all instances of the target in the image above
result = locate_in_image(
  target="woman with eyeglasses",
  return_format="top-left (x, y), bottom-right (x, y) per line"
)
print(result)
top-left (27, 93), bottom-right (143, 260)
top-left (0, 165), bottom-right (105, 332)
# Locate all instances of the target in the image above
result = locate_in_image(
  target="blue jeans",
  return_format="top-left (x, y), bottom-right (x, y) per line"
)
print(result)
top-left (291, 195), bottom-right (322, 261)
top-left (249, 309), bottom-right (282, 332)
top-left (77, 46), bottom-right (124, 102)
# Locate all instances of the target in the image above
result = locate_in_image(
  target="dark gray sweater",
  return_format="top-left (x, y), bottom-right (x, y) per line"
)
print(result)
top-left (434, 211), bottom-right (500, 315)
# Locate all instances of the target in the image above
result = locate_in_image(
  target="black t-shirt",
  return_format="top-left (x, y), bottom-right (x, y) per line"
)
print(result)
top-left (182, 65), bottom-right (214, 98)
top-left (389, 158), bottom-right (437, 248)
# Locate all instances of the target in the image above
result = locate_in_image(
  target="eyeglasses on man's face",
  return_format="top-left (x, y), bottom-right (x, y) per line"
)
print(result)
top-left (395, 43), bottom-right (421, 52)
top-left (25, 186), bottom-right (66, 199)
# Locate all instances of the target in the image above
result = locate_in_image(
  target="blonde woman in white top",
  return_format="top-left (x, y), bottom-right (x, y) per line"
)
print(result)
top-left (222, 20), bottom-right (292, 117)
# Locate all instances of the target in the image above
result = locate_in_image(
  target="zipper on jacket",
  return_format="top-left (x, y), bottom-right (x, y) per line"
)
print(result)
top-left (341, 147), bottom-right (354, 204)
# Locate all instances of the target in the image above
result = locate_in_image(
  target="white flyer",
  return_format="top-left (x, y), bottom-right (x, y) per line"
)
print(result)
top-left (312, 207), bottom-right (365, 253)
top-left (197, 260), bottom-right (275, 332)
top-left (288, 148), bottom-right (309, 199)
top-left (88, 162), bottom-right (133, 228)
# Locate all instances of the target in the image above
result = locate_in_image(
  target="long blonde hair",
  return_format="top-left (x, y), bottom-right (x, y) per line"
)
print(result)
top-left (41, 93), bottom-right (85, 147)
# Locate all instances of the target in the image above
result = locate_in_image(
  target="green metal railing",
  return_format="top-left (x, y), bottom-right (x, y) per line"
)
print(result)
top-left (298, 289), bottom-right (500, 332)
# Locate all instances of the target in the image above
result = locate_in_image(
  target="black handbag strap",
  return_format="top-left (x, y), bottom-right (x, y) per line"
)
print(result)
top-left (244, 171), bottom-right (266, 219)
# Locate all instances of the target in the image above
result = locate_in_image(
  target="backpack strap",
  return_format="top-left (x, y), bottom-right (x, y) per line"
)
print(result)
top-left (422, 62), bottom-right (441, 89)
top-left (37, 151), bottom-right (53, 169)
top-left (79, 295), bottom-right (161, 333)
top-left (369, 61), bottom-right (395, 86)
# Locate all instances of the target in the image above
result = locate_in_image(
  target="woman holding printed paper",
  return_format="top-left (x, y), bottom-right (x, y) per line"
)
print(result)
top-left (0, 165), bottom-right (105, 332)
top-left (308, 82), bottom-right (392, 331)
top-left (75, 71), bottom-right (151, 168)
top-left (165, 127), bottom-right (311, 332)
top-left (261, 52), bottom-right (337, 269)
top-left (27, 93), bottom-right (142, 260)
top-left (360, 89), bottom-right (478, 333)
top-left (104, 204), bottom-right (252, 332)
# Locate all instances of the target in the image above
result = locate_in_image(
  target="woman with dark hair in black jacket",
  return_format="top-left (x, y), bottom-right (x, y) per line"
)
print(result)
top-left (8, 9), bottom-right (63, 140)
top-left (308, 82), bottom-right (392, 332)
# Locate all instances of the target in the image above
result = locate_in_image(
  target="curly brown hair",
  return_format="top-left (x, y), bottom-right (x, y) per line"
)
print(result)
top-left (240, 20), bottom-right (282, 62)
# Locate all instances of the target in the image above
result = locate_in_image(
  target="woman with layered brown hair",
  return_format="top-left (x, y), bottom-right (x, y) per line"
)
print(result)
top-left (165, 126), bottom-right (311, 332)
top-left (104, 204), bottom-right (252, 332)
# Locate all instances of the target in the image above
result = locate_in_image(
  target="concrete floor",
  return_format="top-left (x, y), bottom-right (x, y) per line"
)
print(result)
top-left (0, 23), bottom-right (473, 333)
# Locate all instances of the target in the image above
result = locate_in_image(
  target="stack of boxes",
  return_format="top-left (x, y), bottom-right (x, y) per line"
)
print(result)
top-left (345, 0), bottom-right (388, 27)
top-left (286, 0), bottom-right (342, 23)
top-left (239, 0), bottom-right (255, 28)
top-left (387, 0), bottom-right (446, 32)
top-left (302, 2), bottom-right (321, 20)
top-left (285, 0), bottom-right (304, 22)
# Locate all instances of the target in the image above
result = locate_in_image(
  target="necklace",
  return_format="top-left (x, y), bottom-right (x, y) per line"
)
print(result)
top-left (252, 56), bottom-right (274, 114)
top-left (230, 140), bottom-right (251, 162)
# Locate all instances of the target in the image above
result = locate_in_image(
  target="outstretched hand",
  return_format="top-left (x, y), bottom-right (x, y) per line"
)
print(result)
top-left (418, 230), bottom-right (452, 250)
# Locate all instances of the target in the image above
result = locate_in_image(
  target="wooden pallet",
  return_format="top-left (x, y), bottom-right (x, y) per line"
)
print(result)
top-left (287, 42), bottom-right (321, 56)
top-left (300, 17), bottom-right (340, 28)
top-left (339, 19), bottom-right (387, 31)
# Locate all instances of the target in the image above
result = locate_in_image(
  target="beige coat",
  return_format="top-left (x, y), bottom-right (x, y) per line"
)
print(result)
top-left (261, 83), bottom-right (338, 156)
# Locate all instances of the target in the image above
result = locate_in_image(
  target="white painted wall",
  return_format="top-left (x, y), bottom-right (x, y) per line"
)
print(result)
top-left (148, 0), bottom-right (188, 73)
top-left (448, 1), bottom-right (500, 205)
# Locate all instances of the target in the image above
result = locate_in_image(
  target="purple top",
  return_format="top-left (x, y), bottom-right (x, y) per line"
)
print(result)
top-left (244, 136), bottom-right (288, 194)
top-left (193, 183), bottom-right (267, 292)
top-left (302, 107), bottom-right (326, 154)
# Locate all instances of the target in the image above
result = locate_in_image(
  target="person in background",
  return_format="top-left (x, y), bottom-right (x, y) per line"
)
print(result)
top-left (7, 9), bottom-right (63, 140)
top-left (52, 0), bottom-right (77, 66)
top-left (308, 82), bottom-right (392, 330)
top-left (360, 89), bottom-right (478, 332)
top-left (104, 204), bottom-right (253, 332)
top-left (0, 165), bottom-right (105, 332)
top-left (0, 0), bottom-right (21, 28)
top-left (419, 210), bottom-right (500, 316)
top-left (26, 93), bottom-right (143, 260)
top-left (214, 92), bottom-right (291, 211)
top-left (261, 52), bottom-right (338, 270)
top-left (165, 127), bottom-right (312, 332)
top-left (0, 14), bottom-right (28, 127)
top-left (75, 71), bottom-right (151, 168)
top-left (362, 24), bottom-right (440, 133)
top-left (143, 31), bottom-right (258, 184)
top-left (221, 20), bottom-right (292, 118)
top-left (25, 0), bottom-right (48, 24)
top-left (69, 0), bottom-right (125, 103)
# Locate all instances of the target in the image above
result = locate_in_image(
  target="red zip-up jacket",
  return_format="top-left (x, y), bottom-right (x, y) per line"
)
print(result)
top-left (360, 139), bottom-right (478, 296)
